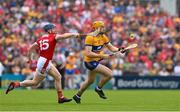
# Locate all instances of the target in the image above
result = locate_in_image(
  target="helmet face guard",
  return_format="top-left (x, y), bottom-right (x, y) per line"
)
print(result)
top-left (43, 24), bottom-right (56, 32)
top-left (92, 21), bottom-right (105, 29)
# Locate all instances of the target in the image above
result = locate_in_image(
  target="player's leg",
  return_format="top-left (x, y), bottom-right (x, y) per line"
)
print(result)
top-left (95, 64), bottom-right (112, 88)
top-left (20, 73), bottom-right (45, 87)
top-left (93, 64), bottom-right (112, 99)
top-left (6, 73), bottom-right (45, 94)
top-left (73, 70), bottom-right (96, 104)
top-left (48, 64), bottom-right (72, 103)
top-left (77, 70), bottom-right (96, 96)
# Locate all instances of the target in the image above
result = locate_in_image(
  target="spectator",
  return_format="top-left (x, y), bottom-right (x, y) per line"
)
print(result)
top-left (0, 62), bottom-right (4, 76)
top-left (0, 0), bottom-right (179, 77)
top-left (65, 52), bottom-right (77, 89)
top-left (174, 61), bottom-right (180, 76)
top-left (159, 67), bottom-right (170, 76)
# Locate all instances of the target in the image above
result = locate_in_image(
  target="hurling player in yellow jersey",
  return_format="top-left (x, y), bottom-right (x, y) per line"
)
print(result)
top-left (73, 21), bottom-right (126, 104)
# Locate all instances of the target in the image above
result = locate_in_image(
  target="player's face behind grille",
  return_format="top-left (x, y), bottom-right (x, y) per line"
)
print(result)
top-left (92, 21), bottom-right (107, 34)
top-left (47, 28), bottom-right (57, 34)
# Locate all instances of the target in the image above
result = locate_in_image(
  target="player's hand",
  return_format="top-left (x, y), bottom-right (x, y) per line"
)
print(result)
top-left (75, 33), bottom-right (80, 38)
top-left (119, 47), bottom-right (127, 53)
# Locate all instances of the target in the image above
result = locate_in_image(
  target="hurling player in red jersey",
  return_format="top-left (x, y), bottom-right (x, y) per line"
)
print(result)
top-left (6, 23), bottom-right (80, 103)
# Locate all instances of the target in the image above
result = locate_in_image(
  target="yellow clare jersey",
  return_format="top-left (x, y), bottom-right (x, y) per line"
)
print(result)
top-left (66, 56), bottom-right (76, 69)
top-left (84, 34), bottom-right (110, 62)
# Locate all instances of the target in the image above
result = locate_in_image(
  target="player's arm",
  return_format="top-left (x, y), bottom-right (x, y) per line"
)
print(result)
top-left (84, 46), bottom-right (110, 59)
top-left (103, 35), bottom-right (126, 53)
top-left (106, 43), bottom-right (126, 53)
top-left (27, 42), bottom-right (38, 62)
top-left (105, 42), bottom-right (119, 52)
top-left (55, 33), bottom-right (79, 41)
top-left (105, 43), bottom-right (125, 52)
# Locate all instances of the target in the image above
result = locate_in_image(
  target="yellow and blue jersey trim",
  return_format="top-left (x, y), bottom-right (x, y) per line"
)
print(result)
top-left (85, 44), bottom-right (104, 51)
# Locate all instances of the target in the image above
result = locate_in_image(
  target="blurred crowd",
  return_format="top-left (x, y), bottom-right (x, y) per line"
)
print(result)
top-left (0, 0), bottom-right (180, 77)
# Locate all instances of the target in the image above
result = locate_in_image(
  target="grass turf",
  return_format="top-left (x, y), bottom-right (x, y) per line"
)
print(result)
top-left (0, 89), bottom-right (180, 111)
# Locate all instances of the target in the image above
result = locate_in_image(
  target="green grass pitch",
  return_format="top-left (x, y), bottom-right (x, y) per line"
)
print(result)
top-left (0, 89), bottom-right (180, 111)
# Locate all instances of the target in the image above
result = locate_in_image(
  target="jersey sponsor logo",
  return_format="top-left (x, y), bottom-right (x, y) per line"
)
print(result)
top-left (93, 45), bottom-right (103, 51)
top-left (93, 62), bottom-right (97, 66)
top-left (97, 46), bottom-right (102, 50)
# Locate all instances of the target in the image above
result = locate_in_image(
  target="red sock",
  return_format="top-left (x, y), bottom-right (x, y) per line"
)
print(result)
top-left (57, 91), bottom-right (64, 99)
top-left (14, 82), bottom-right (20, 88)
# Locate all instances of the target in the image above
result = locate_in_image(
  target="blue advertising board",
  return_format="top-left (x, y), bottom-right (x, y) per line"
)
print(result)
top-left (0, 74), bottom-right (25, 89)
top-left (1, 74), bottom-right (180, 89)
top-left (113, 76), bottom-right (180, 89)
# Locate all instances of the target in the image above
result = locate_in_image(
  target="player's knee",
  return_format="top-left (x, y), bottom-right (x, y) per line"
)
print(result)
top-left (55, 75), bottom-right (61, 81)
top-left (107, 71), bottom-right (113, 79)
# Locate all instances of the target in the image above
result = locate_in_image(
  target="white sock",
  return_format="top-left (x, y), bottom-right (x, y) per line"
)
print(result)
top-left (96, 86), bottom-right (102, 91)
top-left (76, 94), bottom-right (81, 98)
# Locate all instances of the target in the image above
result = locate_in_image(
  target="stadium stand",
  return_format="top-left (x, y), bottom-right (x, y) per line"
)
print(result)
top-left (0, 0), bottom-right (179, 79)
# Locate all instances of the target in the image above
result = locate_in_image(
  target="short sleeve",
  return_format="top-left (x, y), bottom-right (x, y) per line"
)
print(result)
top-left (85, 36), bottom-right (93, 46)
top-left (103, 35), bottom-right (110, 44)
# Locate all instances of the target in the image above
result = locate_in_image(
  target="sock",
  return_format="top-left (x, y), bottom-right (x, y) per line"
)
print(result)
top-left (57, 91), bottom-right (64, 99)
top-left (76, 94), bottom-right (81, 98)
top-left (14, 82), bottom-right (20, 88)
top-left (76, 91), bottom-right (82, 97)
top-left (96, 86), bottom-right (102, 91)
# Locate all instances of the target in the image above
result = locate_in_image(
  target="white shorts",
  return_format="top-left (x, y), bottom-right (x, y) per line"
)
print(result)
top-left (36, 56), bottom-right (52, 76)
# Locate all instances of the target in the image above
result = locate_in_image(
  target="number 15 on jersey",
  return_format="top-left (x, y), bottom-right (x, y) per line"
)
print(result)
top-left (39, 39), bottom-right (49, 51)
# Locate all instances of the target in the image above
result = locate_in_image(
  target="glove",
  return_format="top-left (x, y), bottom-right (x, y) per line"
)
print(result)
top-left (118, 47), bottom-right (127, 53)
